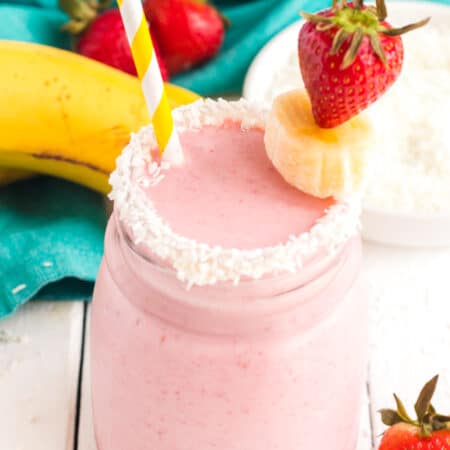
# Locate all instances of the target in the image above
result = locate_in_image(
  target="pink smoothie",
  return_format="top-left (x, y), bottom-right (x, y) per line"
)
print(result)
top-left (146, 123), bottom-right (334, 249)
top-left (91, 101), bottom-right (367, 450)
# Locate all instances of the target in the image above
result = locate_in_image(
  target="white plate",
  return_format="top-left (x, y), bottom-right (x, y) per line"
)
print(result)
top-left (243, 1), bottom-right (450, 248)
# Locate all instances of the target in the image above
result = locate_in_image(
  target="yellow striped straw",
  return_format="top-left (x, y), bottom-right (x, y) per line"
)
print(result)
top-left (117, 0), bottom-right (183, 164)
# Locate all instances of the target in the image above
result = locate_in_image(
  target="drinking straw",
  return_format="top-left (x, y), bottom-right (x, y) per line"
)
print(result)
top-left (117, 0), bottom-right (183, 164)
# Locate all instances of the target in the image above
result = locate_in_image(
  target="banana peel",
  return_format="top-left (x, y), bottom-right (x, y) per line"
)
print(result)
top-left (0, 168), bottom-right (34, 185)
top-left (0, 41), bottom-right (200, 192)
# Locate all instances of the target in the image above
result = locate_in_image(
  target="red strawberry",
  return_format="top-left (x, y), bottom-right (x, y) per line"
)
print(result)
top-left (59, 2), bottom-right (169, 80)
top-left (143, 0), bottom-right (225, 76)
top-left (379, 375), bottom-right (450, 450)
top-left (298, 0), bottom-right (429, 128)
top-left (380, 423), bottom-right (450, 450)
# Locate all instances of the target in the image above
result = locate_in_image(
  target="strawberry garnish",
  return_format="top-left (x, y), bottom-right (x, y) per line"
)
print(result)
top-left (298, 0), bottom-right (429, 128)
top-left (379, 375), bottom-right (450, 450)
top-left (59, 0), bottom-right (169, 80)
top-left (143, 0), bottom-right (226, 77)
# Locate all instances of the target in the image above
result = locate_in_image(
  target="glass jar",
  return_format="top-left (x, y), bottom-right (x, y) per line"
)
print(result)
top-left (90, 212), bottom-right (367, 450)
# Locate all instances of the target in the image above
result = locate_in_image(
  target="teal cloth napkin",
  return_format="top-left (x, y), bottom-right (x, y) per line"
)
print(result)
top-left (0, 177), bottom-right (107, 317)
top-left (173, 0), bottom-right (325, 95)
top-left (0, 0), bottom-right (447, 318)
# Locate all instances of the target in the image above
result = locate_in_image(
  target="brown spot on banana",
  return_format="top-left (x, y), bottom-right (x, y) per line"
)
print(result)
top-left (31, 152), bottom-right (109, 175)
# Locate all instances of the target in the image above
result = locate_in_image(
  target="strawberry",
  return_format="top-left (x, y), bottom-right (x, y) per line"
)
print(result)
top-left (379, 375), bottom-right (450, 450)
top-left (298, 0), bottom-right (429, 128)
top-left (59, 1), bottom-right (169, 80)
top-left (143, 0), bottom-right (225, 77)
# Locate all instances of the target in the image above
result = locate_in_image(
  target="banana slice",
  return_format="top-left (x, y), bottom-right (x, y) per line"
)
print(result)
top-left (264, 89), bottom-right (375, 199)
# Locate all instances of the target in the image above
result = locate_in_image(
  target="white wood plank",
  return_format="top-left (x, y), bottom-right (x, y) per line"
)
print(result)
top-left (0, 301), bottom-right (84, 450)
top-left (363, 243), bottom-right (450, 447)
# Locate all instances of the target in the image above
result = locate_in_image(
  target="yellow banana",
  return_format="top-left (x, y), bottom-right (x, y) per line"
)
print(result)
top-left (0, 41), bottom-right (199, 193)
top-left (0, 168), bottom-right (33, 185)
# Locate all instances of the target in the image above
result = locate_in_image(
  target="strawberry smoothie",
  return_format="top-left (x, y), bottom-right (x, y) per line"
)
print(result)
top-left (91, 99), bottom-right (367, 450)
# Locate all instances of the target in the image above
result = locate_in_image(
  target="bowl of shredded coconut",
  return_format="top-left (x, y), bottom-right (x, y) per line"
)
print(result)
top-left (244, 1), bottom-right (450, 247)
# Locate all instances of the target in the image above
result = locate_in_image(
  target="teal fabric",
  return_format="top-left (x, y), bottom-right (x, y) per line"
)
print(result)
top-left (0, 4), bottom-right (70, 48)
top-left (0, 0), bottom-right (448, 318)
top-left (0, 0), bottom-right (329, 94)
top-left (0, 178), bottom-right (106, 318)
top-left (173, 0), bottom-right (326, 95)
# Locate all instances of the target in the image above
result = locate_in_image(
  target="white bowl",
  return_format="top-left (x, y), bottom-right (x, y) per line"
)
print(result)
top-left (362, 209), bottom-right (450, 248)
top-left (243, 1), bottom-right (450, 248)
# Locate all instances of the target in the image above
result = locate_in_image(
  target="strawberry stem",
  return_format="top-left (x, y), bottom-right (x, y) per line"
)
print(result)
top-left (301, 0), bottom-right (430, 69)
top-left (376, 0), bottom-right (388, 20)
top-left (381, 16), bottom-right (431, 36)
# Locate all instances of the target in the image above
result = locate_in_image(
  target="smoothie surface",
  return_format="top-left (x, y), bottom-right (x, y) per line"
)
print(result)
top-left (145, 123), bottom-right (334, 249)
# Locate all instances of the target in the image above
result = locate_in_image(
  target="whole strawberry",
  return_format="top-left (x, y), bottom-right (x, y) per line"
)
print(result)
top-left (143, 0), bottom-right (225, 77)
top-left (379, 375), bottom-right (450, 450)
top-left (59, 1), bottom-right (169, 80)
top-left (298, 0), bottom-right (429, 128)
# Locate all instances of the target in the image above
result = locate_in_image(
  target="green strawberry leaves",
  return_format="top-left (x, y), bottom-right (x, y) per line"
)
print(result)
top-left (394, 393), bottom-right (414, 423)
top-left (415, 375), bottom-right (439, 423)
top-left (301, 0), bottom-right (430, 69)
top-left (379, 375), bottom-right (450, 438)
top-left (379, 409), bottom-right (404, 426)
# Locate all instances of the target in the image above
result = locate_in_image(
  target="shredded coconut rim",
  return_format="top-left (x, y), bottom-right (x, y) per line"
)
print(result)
top-left (109, 98), bottom-right (361, 287)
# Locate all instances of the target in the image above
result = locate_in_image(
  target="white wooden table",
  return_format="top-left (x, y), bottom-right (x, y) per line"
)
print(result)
top-left (2, 241), bottom-right (450, 450)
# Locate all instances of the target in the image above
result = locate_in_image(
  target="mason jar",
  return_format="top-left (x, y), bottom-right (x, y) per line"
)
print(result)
top-left (91, 211), bottom-right (367, 450)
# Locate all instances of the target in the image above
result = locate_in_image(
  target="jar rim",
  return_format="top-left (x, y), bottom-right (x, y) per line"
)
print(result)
top-left (109, 98), bottom-right (361, 288)
top-left (115, 211), bottom-right (344, 291)
top-left (105, 215), bottom-right (361, 336)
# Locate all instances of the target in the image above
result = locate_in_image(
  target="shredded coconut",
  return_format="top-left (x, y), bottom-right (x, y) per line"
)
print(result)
top-left (261, 24), bottom-right (450, 214)
top-left (11, 284), bottom-right (26, 295)
top-left (109, 98), bottom-right (361, 287)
